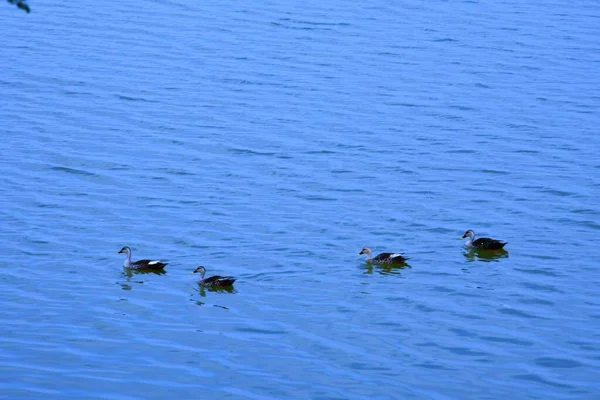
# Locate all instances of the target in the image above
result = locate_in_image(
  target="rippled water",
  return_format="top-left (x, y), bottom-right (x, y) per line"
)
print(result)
top-left (1, 1), bottom-right (599, 398)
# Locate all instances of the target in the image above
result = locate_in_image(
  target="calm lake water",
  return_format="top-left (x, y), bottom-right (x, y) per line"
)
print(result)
top-left (1, 1), bottom-right (599, 399)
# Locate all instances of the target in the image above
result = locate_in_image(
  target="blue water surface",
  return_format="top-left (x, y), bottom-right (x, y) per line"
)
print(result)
top-left (1, 1), bottom-right (599, 399)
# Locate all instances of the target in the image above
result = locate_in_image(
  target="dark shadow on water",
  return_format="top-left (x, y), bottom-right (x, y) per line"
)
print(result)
top-left (463, 248), bottom-right (509, 263)
top-left (361, 262), bottom-right (412, 275)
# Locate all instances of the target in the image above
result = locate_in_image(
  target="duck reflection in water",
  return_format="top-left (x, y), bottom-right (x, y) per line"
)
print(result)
top-left (463, 247), bottom-right (509, 262)
top-left (192, 285), bottom-right (234, 308)
top-left (197, 284), bottom-right (236, 295)
top-left (360, 260), bottom-right (412, 275)
top-left (121, 267), bottom-right (166, 278)
top-left (117, 267), bottom-right (166, 290)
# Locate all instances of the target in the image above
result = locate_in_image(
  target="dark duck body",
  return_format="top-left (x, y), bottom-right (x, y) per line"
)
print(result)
top-left (359, 247), bottom-right (407, 265)
top-left (461, 230), bottom-right (507, 250)
top-left (192, 266), bottom-right (236, 287)
top-left (117, 246), bottom-right (168, 270)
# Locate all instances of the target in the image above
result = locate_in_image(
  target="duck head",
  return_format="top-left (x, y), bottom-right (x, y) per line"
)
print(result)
top-left (461, 230), bottom-right (475, 240)
top-left (358, 247), bottom-right (372, 257)
top-left (117, 246), bottom-right (131, 254)
top-left (192, 266), bottom-right (206, 276)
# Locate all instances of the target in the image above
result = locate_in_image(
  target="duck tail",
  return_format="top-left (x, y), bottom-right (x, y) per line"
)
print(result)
top-left (222, 278), bottom-right (236, 286)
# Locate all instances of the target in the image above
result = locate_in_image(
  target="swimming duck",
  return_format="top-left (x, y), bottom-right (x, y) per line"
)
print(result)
top-left (117, 246), bottom-right (168, 270)
top-left (460, 230), bottom-right (507, 249)
top-left (192, 266), bottom-right (236, 287)
top-left (358, 247), bottom-right (407, 264)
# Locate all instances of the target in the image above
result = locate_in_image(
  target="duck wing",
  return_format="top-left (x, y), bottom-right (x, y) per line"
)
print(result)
top-left (472, 238), bottom-right (507, 250)
top-left (130, 259), bottom-right (168, 270)
top-left (373, 252), bottom-right (406, 264)
top-left (203, 275), bottom-right (236, 287)
top-left (389, 253), bottom-right (408, 263)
